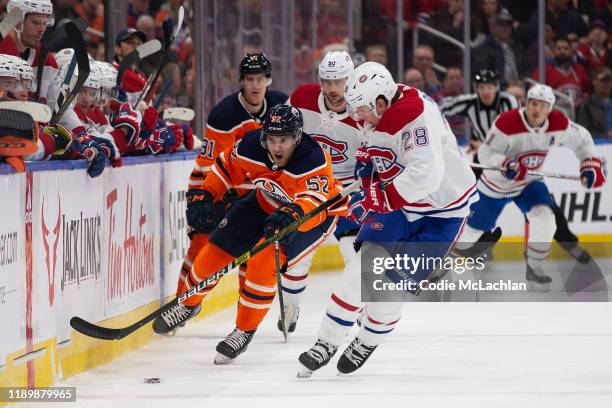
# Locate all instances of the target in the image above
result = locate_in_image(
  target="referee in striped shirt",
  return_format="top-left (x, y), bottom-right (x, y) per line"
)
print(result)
top-left (439, 69), bottom-right (518, 172)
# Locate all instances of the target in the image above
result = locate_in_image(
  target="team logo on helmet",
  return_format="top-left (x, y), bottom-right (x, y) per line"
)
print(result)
top-left (254, 179), bottom-right (292, 204)
top-left (359, 74), bottom-right (367, 83)
top-left (367, 146), bottom-right (405, 180)
top-left (311, 134), bottom-right (348, 164)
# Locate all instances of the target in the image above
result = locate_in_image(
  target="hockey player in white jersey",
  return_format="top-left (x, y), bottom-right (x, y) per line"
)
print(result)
top-left (457, 84), bottom-right (606, 289)
top-left (298, 62), bottom-right (478, 376)
top-left (278, 51), bottom-right (363, 333)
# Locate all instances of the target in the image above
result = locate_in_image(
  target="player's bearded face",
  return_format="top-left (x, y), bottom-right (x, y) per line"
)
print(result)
top-left (525, 99), bottom-right (549, 127)
top-left (241, 74), bottom-right (269, 106)
top-left (20, 14), bottom-right (48, 48)
top-left (266, 134), bottom-right (298, 167)
top-left (321, 78), bottom-right (347, 109)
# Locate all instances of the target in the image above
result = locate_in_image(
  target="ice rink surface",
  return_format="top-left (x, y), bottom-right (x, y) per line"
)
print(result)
top-left (29, 268), bottom-right (612, 408)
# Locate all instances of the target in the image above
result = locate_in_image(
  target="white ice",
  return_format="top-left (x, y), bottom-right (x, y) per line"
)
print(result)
top-left (35, 269), bottom-right (612, 408)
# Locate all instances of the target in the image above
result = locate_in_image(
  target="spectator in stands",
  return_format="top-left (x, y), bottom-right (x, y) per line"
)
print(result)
top-left (53, 0), bottom-right (80, 27)
top-left (136, 14), bottom-right (157, 42)
top-left (472, 8), bottom-right (528, 84)
top-left (431, 66), bottom-right (463, 102)
top-left (412, 45), bottom-right (441, 93)
top-left (365, 44), bottom-right (389, 68)
top-left (506, 81), bottom-right (526, 105)
top-left (577, 20), bottom-right (609, 73)
top-left (519, 0), bottom-right (588, 47)
top-left (127, 0), bottom-right (151, 28)
top-left (403, 68), bottom-right (426, 92)
top-left (424, 0), bottom-right (464, 67)
top-left (75, 0), bottom-right (104, 46)
top-left (533, 36), bottom-right (590, 107)
top-left (578, 67), bottom-right (612, 138)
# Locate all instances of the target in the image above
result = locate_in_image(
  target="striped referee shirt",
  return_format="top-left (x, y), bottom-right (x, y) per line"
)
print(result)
top-left (439, 91), bottom-right (519, 141)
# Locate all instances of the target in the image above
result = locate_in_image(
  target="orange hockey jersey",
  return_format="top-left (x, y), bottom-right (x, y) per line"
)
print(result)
top-left (204, 129), bottom-right (347, 232)
top-left (189, 90), bottom-right (288, 190)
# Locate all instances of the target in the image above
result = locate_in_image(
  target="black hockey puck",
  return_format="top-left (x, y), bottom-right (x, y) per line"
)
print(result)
top-left (144, 377), bottom-right (160, 384)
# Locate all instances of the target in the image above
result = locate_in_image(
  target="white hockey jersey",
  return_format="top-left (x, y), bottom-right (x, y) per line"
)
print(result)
top-left (365, 85), bottom-right (478, 221)
top-left (478, 108), bottom-right (595, 198)
top-left (290, 84), bottom-right (364, 186)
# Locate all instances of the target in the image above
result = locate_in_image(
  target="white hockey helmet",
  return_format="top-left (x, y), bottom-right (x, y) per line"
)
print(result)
top-left (344, 61), bottom-right (396, 113)
top-left (7, 0), bottom-right (54, 26)
top-left (319, 51), bottom-right (354, 80)
top-left (58, 60), bottom-right (101, 90)
top-left (526, 84), bottom-right (555, 111)
top-left (0, 54), bottom-right (30, 80)
top-left (94, 61), bottom-right (117, 90)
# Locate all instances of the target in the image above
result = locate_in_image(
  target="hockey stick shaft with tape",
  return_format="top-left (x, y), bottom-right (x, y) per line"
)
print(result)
top-left (70, 180), bottom-right (361, 340)
top-left (469, 162), bottom-right (581, 181)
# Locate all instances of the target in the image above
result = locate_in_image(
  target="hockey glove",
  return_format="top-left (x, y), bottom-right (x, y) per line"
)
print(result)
top-left (42, 124), bottom-right (74, 156)
top-left (580, 157), bottom-right (607, 189)
top-left (142, 105), bottom-right (159, 132)
top-left (182, 124), bottom-right (195, 150)
top-left (354, 145), bottom-right (374, 189)
top-left (501, 157), bottom-right (528, 181)
top-left (264, 203), bottom-right (304, 245)
top-left (347, 190), bottom-right (374, 224)
top-left (113, 102), bottom-right (142, 147)
top-left (80, 145), bottom-right (106, 178)
top-left (185, 189), bottom-right (224, 234)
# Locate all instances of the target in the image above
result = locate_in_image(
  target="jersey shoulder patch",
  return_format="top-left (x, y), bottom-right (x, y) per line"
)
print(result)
top-left (290, 83), bottom-right (321, 113)
top-left (206, 93), bottom-right (250, 132)
top-left (265, 90), bottom-right (290, 108)
top-left (493, 109), bottom-right (527, 135)
top-left (546, 110), bottom-right (570, 133)
top-left (376, 86), bottom-right (424, 135)
top-left (284, 133), bottom-right (327, 177)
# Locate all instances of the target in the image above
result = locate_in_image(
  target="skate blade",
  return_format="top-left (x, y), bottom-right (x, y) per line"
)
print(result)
top-left (213, 353), bottom-right (234, 365)
top-left (297, 364), bottom-right (314, 378)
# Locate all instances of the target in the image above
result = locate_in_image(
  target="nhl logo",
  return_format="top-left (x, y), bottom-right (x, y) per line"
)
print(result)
top-left (359, 74), bottom-right (367, 83)
top-left (218, 218), bottom-right (228, 228)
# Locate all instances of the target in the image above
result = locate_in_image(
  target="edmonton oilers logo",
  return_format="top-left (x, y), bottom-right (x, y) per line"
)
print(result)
top-left (254, 179), bottom-right (292, 204)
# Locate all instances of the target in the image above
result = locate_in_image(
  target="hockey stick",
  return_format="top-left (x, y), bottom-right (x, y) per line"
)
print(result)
top-left (136, 6), bottom-right (184, 106)
top-left (275, 240), bottom-right (288, 342)
top-left (116, 39), bottom-right (162, 91)
top-left (0, 101), bottom-right (52, 123)
top-left (0, 7), bottom-right (23, 40)
top-left (153, 79), bottom-right (173, 108)
top-left (70, 180), bottom-right (360, 340)
top-left (469, 162), bottom-right (581, 181)
top-left (50, 24), bottom-right (90, 125)
top-left (162, 107), bottom-right (195, 122)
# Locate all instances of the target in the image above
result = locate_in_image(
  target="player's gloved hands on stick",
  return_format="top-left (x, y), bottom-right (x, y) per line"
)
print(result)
top-left (347, 191), bottom-right (374, 224)
top-left (142, 105), bottom-right (159, 132)
top-left (264, 203), bottom-right (304, 245)
top-left (354, 145), bottom-right (374, 189)
top-left (501, 157), bottom-right (528, 180)
top-left (580, 157), bottom-right (607, 189)
top-left (186, 189), bottom-right (223, 234)
top-left (113, 102), bottom-right (142, 147)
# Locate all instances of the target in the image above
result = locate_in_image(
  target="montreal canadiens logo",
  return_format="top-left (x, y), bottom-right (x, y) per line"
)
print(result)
top-left (311, 134), bottom-right (348, 164)
top-left (254, 179), bottom-right (292, 204)
top-left (359, 74), bottom-right (368, 83)
top-left (367, 146), bottom-right (404, 180)
top-left (371, 222), bottom-right (384, 231)
top-left (516, 151), bottom-right (547, 170)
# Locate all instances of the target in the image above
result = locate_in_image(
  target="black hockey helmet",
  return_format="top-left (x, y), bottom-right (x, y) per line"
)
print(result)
top-left (239, 53), bottom-right (272, 80)
top-left (261, 104), bottom-right (303, 148)
top-left (473, 68), bottom-right (499, 84)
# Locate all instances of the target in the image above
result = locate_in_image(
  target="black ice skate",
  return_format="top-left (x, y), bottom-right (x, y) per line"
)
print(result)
top-left (277, 304), bottom-right (300, 333)
top-left (558, 242), bottom-right (592, 264)
top-left (526, 264), bottom-right (552, 291)
top-left (297, 339), bottom-right (338, 378)
top-left (214, 328), bottom-right (256, 364)
top-left (336, 337), bottom-right (377, 374)
top-left (152, 303), bottom-right (201, 334)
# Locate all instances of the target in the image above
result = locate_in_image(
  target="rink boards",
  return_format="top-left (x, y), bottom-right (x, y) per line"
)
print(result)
top-left (0, 142), bottom-right (611, 392)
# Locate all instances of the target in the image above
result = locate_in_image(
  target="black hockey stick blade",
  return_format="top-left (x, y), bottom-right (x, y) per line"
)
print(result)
top-left (70, 180), bottom-right (360, 341)
top-left (0, 7), bottom-right (23, 40)
top-left (116, 39), bottom-right (162, 88)
top-left (451, 226), bottom-right (502, 258)
top-left (50, 24), bottom-right (90, 124)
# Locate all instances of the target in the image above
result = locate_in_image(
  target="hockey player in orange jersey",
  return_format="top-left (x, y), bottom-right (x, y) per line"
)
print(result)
top-left (154, 104), bottom-right (347, 363)
top-left (152, 54), bottom-right (288, 335)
